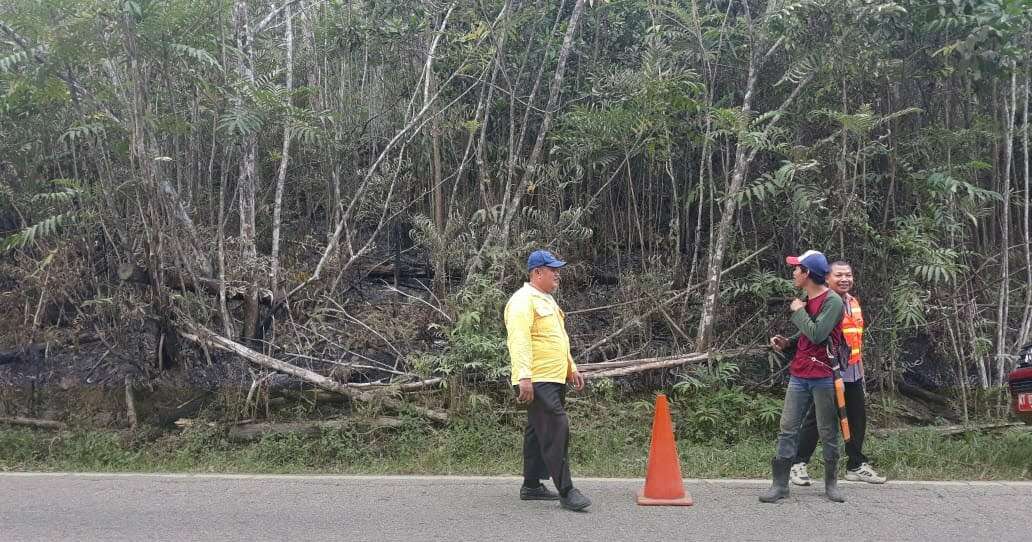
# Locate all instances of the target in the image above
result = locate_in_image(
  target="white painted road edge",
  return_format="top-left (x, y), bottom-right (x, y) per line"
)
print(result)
top-left (2, 472), bottom-right (1030, 487)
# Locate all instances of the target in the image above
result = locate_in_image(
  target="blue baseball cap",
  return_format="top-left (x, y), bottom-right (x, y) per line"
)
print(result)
top-left (786, 250), bottom-right (829, 280)
top-left (527, 250), bottom-right (566, 271)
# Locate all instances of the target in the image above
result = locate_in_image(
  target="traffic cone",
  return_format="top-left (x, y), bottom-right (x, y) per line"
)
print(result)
top-left (636, 394), bottom-right (694, 506)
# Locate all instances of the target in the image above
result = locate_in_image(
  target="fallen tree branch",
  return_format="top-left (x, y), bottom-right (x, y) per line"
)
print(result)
top-left (0, 416), bottom-right (67, 430)
top-left (578, 354), bottom-right (701, 372)
top-left (581, 348), bottom-right (762, 380)
top-left (579, 348), bottom-right (764, 371)
top-left (174, 418), bottom-right (218, 430)
top-left (178, 323), bottom-right (448, 424)
top-left (872, 422), bottom-right (1027, 438)
top-left (226, 417), bottom-right (405, 443)
top-left (343, 377), bottom-right (445, 392)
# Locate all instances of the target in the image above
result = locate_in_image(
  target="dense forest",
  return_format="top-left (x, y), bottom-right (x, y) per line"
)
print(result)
top-left (2, 0), bottom-right (1031, 424)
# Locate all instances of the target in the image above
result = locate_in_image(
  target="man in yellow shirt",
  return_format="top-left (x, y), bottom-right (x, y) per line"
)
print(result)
top-left (505, 250), bottom-right (590, 511)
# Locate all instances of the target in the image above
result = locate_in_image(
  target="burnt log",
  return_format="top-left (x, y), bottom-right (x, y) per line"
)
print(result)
top-left (0, 344), bottom-right (44, 366)
top-left (0, 416), bottom-right (67, 430)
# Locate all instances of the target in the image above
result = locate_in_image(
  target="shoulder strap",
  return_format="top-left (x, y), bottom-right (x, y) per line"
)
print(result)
top-left (815, 292), bottom-right (847, 370)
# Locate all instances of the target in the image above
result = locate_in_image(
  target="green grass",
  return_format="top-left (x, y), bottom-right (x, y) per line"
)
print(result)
top-left (2, 397), bottom-right (1029, 479)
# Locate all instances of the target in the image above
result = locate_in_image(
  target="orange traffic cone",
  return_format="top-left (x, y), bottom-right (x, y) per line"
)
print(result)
top-left (636, 394), bottom-right (694, 506)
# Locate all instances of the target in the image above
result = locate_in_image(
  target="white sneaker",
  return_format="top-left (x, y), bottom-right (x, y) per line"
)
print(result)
top-left (790, 462), bottom-right (812, 486)
top-left (845, 463), bottom-right (887, 484)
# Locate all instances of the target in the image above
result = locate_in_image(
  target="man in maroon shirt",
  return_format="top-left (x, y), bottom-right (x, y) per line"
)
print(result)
top-left (761, 250), bottom-right (846, 503)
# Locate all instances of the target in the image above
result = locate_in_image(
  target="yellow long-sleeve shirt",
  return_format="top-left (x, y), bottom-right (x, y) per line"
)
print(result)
top-left (504, 283), bottom-right (577, 385)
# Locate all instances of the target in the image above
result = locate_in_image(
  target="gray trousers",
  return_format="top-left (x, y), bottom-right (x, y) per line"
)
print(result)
top-left (796, 380), bottom-right (868, 469)
top-left (521, 382), bottom-right (573, 494)
top-left (775, 376), bottom-right (840, 466)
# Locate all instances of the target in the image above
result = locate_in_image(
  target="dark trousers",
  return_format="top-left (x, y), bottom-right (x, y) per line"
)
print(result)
top-left (520, 382), bottom-right (573, 494)
top-left (796, 380), bottom-right (868, 470)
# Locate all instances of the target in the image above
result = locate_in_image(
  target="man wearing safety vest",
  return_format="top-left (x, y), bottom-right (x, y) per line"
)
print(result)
top-left (790, 261), bottom-right (887, 486)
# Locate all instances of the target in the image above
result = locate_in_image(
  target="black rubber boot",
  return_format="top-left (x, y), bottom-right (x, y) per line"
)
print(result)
top-left (825, 462), bottom-right (846, 503)
top-left (759, 458), bottom-right (792, 503)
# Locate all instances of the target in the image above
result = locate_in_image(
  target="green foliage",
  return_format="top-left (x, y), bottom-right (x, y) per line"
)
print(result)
top-left (777, 53), bottom-right (821, 86)
top-left (732, 160), bottom-right (820, 205)
top-left (60, 122), bottom-right (111, 144)
top-left (891, 215), bottom-right (968, 285)
top-left (0, 47), bottom-right (40, 73)
top-left (170, 43), bottom-right (221, 71)
top-left (3, 418), bottom-right (1031, 480)
top-left (1, 0), bottom-right (1030, 414)
top-left (554, 27), bottom-right (703, 162)
top-left (217, 106), bottom-right (264, 137)
top-left (919, 169), bottom-right (1002, 206)
top-left (412, 274), bottom-right (509, 380)
top-left (0, 212), bottom-right (75, 252)
top-left (925, 0), bottom-right (1031, 79)
top-left (672, 361), bottom-right (783, 442)
top-left (0, 179), bottom-right (88, 252)
top-left (723, 270), bottom-right (795, 300)
top-left (889, 278), bottom-right (928, 329)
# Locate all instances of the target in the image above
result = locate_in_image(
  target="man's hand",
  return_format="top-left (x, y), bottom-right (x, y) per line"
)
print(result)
top-left (517, 378), bottom-right (534, 403)
top-left (568, 370), bottom-right (585, 391)
top-left (770, 335), bottom-right (789, 352)
top-left (790, 298), bottom-right (806, 312)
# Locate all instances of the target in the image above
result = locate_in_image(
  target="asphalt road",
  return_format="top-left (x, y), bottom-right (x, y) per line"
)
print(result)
top-left (1, 473), bottom-right (1029, 541)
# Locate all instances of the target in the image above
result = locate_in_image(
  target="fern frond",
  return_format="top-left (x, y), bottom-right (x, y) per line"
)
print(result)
top-left (171, 43), bottom-right (222, 71)
top-left (0, 212), bottom-right (75, 252)
top-left (217, 107), bottom-right (264, 136)
top-left (30, 189), bottom-right (79, 205)
top-left (0, 47), bottom-right (43, 73)
top-left (60, 123), bottom-right (108, 144)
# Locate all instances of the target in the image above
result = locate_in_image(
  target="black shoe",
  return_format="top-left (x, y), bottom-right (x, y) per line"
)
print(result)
top-left (520, 484), bottom-right (559, 501)
top-left (559, 488), bottom-right (591, 511)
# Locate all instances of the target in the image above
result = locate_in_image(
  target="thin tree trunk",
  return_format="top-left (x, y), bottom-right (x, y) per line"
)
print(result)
top-left (430, 94), bottom-right (445, 232)
top-left (233, 0), bottom-right (259, 264)
top-left (1018, 62), bottom-right (1032, 348)
top-left (475, 31), bottom-right (504, 211)
top-left (945, 301), bottom-right (969, 423)
top-left (696, 3), bottom-right (762, 351)
top-left (285, 3), bottom-right (466, 301)
top-left (469, 0), bottom-right (587, 274)
top-left (996, 69), bottom-right (1017, 386)
top-left (270, 2), bottom-right (295, 297)
top-left (125, 375), bottom-right (138, 431)
top-left (506, 0), bottom-right (587, 227)
top-left (218, 147), bottom-right (235, 338)
top-left (423, 9), bottom-right (446, 234)
top-left (509, 0), bottom-right (565, 189)
top-left (695, 3), bottom-right (812, 351)
top-left (667, 157), bottom-right (682, 270)
top-left (425, 15), bottom-right (447, 300)
top-left (232, 0), bottom-right (260, 341)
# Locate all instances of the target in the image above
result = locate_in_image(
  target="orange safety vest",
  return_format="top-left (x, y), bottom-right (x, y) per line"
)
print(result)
top-left (841, 294), bottom-right (864, 365)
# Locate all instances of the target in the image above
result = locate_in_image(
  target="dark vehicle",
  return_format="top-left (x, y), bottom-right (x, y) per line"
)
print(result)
top-left (1009, 343), bottom-right (1032, 425)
